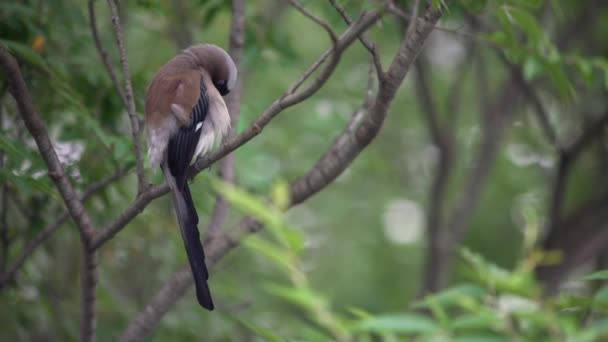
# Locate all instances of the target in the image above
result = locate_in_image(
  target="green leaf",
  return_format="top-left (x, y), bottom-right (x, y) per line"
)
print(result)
top-left (353, 314), bottom-right (438, 334)
top-left (594, 286), bottom-right (608, 306)
top-left (0, 132), bottom-right (33, 162)
top-left (0, 168), bottom-right (57, 198)
top-left (235, 318), bottom-right (284, 342)
top-left (583, 270), bottom-right (608, 281)
top-left (523, 56), bottom-right (545, 80)
top-left (507, 7), bottom-right (544, 44)
top-left (505, 0), bottom-right (543, 9)
top-left (453, 334), bottom-right (508, 342)
top-left (211, 178), bottom-right (305, 251)
top-left (264, 283), bottom-right (323, 311)
top-left (412, 284), bottom-right (486, 310)
top-left (244, 236), bottom-right (293, 272)
top-left (211, 178), bottom-right (283, 228)
top-left (449, 314), bottom-right (500, 332)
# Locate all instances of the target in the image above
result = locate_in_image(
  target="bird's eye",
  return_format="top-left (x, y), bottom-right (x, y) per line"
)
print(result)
top-left (215, 80), bottom-right (230, 96)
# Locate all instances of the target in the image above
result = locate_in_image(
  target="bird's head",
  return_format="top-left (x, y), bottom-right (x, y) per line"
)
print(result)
top-left (183, 44), bottom-right (237, 96)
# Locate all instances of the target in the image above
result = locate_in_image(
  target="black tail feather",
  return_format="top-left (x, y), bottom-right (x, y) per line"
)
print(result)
top-left (180, 183), bottom-right (213, 310)
top-left (164, 167), bottom-right (214, 310)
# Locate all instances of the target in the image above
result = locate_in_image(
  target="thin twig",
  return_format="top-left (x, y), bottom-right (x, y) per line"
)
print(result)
top-left (328, 0), bottom-right (384, 76)
top-left (106, 0), bottom-right (146, 194)
top-left (191, 8), bottom-right (385, 176)
top-left (92, 184), bottom-right (167, 249)
top-left (88, 0), bottom-right (127, 107)
top-left (288, 0), bottom-right (338, 44)
top-left (119, 4), bottom-right (448, 339)
top-left (435, 78), bottom-right (522, 290)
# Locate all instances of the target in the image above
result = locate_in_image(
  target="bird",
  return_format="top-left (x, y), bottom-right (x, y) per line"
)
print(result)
top-left (144, 44), bottom-right (237, 310)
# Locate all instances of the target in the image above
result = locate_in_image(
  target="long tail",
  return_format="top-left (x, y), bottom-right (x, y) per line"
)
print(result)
top-left (163, 166), bottom-right (214, 310)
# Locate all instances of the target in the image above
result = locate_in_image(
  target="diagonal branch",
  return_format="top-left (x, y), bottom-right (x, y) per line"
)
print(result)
top-left (190, 8), bottom-right (384, 178)
top-left (328, 0), bottom-right (384, 76)
top-left (119, 4), bottom-right (448, 339)
top-left (288, 0), bottom-right (338, 44)
top-left (106, 0), bottom-right (147, 194)
top-left (0, 43), bottom-right (98, 342)
top-left (95, 3), bottom-right (383, 263)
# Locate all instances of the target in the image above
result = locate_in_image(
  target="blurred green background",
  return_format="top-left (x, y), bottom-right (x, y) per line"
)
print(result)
top-left (1, 0), bottom-right (608, 340)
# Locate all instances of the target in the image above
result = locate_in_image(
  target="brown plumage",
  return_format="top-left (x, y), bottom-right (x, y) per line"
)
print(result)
top-left (144, 44), bottom-right (237, 310)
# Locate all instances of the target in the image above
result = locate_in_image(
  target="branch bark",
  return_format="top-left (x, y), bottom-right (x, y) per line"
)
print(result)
top-left (106, 0), bottom-right (146, 194)
top-left (88, 0), bottom-right (128, 108)
top-left (208, 0), bottom-right (246, 236)
top-left (0, 43), bottom-right (98, 342)
top-left (94, 8), bottom-right (385, 248)
top-left (119, 3), bottom-right (447, 340)
top-left (414, 58), bottom-right (454, 295)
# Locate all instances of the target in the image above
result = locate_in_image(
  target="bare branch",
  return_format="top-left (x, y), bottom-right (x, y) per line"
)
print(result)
top-left (119, 4), bottom-right (448, 338)
top-left (288, 0), bottom-right (338, 44)
top-left (414, 58), bottom-right (454, 295)
top-left (0, 45), bottom-right (96, 240)
top-left (430, 78), bottom-right (522, 290)
top-left (119, 218), bottom-right (260, 342)
top-left (92, 184), bottom-right (168, 249)
top-left (0, 43), bottom-right (98, 342)
top-left (538, 191), bottom-right (608, 291)
top-left (292, 4), bottom-right (445, 203)
top-left (208, 0), bottom-right (246, 235)
top-left (81, 249), bottom-right (98, 342)
top-left (404, 0), bottom-right (421, 40)
top-left (106, 0), bottom-right (147, 194)
top-left (328, 0), bottom-right (384, 76)
top-left (88, 0), bottom-right (127, 107)
top-left (542, 111), bottom-right (608, 253)
top-left (190, 8), bottom-right (385, 177)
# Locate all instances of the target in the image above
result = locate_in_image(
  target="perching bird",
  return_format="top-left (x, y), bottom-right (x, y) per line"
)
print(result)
top-left (145, 44), bottom-right (237, 310)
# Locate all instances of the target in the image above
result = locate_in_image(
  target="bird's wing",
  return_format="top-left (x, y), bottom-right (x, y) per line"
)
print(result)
top-left (165, 77), bottom-right (209, 186)
top-left (145, 71), bottom-right (201, 125)
top-left (145, 71), bottom-right (203, 167)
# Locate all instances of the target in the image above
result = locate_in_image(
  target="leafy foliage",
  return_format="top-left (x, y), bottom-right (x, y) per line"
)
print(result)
top-left (1, 0), bottom-right (607, 341)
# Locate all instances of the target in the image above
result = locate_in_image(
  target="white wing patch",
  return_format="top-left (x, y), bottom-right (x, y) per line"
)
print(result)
top-left (195, 122), bottom-right (203, 131)
top-left (193, 85), bottom-right (231, 158)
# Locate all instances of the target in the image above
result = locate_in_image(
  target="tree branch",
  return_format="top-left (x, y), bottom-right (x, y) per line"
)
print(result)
top-left (88, 0), bottom-right (128, 108)
top-left (288, 0), bottom-right (338, 44)
top-left (85, 37), bottom-right (388, 244)
top-left (414, 58), bottom-right (454, 295)
top-left (106, 0), bottom-right (146, 194)
top-left (92, 184), bottom-right (167, 249)
top-left (291, 2), bottom-right (445, 203)
top-left (208, 0), bottom-right (246, 235)
top-left (119, 4), bottom-right (447, 339)
top-left (542, 111), bottom-right (608, 255)
top-left (0, 43), bottom-right (98, 342)
top-left (188, 7), bottom-right (384, 178)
